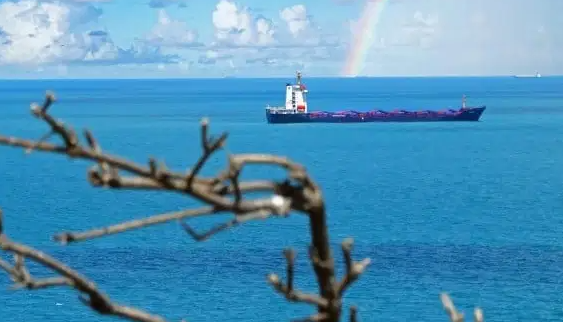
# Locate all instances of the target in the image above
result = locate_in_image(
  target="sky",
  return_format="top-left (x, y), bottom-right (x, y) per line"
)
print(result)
top-left (0, 0), bottom-right (561, 78)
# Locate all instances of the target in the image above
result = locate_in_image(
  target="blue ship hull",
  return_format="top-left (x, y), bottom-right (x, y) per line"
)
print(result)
top-left (266, 106), bottom-right (486, 124)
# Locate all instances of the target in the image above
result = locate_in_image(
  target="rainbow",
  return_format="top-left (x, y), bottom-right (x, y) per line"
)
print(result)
top-left (341, 0), bottom-right (388, 77)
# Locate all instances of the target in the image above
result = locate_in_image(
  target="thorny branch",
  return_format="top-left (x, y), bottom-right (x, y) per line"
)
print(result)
top-left (0, 92), bottom-right (371, 322)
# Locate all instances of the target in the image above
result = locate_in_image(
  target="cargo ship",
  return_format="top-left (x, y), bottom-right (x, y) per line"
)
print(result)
top-left (265, 71), bottom-right (486, 124)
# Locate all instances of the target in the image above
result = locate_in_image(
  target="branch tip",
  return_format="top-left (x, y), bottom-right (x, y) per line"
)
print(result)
top-left (148, 158), bottom-right (157, 176)
top-left (474, 307), bottom-right (483, 322)
top-left (284, 248), bottom-right (296, 262)
top-left (350, 305), bottom-right (358, 322)
top-left (45, 90), bottom-right (56, 102)
top-left (267, 273), bottom-right (279, 284)
top-left (441, 292), bottom-right (466, 322)
top-left (342, 237), bottom-right (354, 250)
top-left (53, 233), bottom-right (72, 245)
top-left (83, 129), bottom-right (97, 150)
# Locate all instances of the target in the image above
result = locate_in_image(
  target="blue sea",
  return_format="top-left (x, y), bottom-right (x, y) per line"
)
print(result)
top-left (1, 76), bottom-right (563, 322)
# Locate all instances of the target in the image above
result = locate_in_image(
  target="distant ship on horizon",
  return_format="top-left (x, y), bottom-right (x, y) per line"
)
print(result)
top-left (264, 71), bottom-right (487, 124)
top-left (513, 72), bottom-right (541, 78)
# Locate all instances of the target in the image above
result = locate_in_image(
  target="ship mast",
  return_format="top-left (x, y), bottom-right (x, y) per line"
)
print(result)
top-left (287, 70), bottom-right (307, 113)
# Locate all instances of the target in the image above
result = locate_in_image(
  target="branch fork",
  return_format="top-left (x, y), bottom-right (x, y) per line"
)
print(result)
top-left (336, 238), bottom-right (371, 296)
top-left (267, 248), bottom-right (329, 308)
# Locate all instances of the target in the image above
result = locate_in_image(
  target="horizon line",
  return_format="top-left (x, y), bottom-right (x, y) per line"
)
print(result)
top-left (1, 74), bottom-right (562, 81)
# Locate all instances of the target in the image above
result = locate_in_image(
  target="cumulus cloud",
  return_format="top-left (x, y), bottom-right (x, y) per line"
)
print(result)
top-left (278, 4), bottom-right (338, 47)
top-left (0, 0), bottom-right (175, 66)
top-left (198, 0), bottom-right (342, 74)
top-left (0, 0), bottom-right (349, 75)
top-left (144, 10), bottom-right (203, 48)
top-left (0, 0), bottom-right (101, 65)
top-left (279, 5), bottom-right (309, 38)
top-left (208, 0), bottom-right (337, 52)
top-left (211, 0), bottom-right (275, 47)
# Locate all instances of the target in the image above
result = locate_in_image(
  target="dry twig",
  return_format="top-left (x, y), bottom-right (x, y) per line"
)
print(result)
top-left (0, 92), bottom-right (371, 322)
top-left (0, 208), bottom-right (167, 322)
top-left (440, 293), bottom-right (484, 322)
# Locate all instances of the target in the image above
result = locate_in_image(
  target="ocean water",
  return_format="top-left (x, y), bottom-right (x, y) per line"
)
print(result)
top-left (0, 76), bottom-right (563, 322)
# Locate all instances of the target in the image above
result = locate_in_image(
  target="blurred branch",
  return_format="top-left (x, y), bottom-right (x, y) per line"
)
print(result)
top-left (440, 293), bottom-right (484, 322)
top-left (0, 92), bottom-right (373, 322)
top-left (54, 207), bottom-right (218, 244)
top-left (336, 238), bottom-right (371, 297)
top-left (0, 208), bottom-right (167, 322)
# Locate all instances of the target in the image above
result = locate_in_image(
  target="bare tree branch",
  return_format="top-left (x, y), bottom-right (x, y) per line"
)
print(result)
top-left (336, 238), bottom-right (371, 297)
top-left (0, 92), bottom-right (374, 322)
top-left (186, 117), bottom-right (228, 188)
top-left (0, 253), bottom-right (71, 290)
top-left (292, 313), bottom-right (329, 322)
top-left (54, 207), bottom-right (219, 244)
top-left (179, 210), bottom-right (271, 242)
top-left (267, 249), bottom-right (329, 308)
top-left (0, 209), bottom-right (167, 322)
top-left (349, 306), bottom-right (358, 322)
top-left (440, 293), bottom-right (484, 322)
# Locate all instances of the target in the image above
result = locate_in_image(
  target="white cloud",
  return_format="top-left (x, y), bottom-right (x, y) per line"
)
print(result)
top-left (255, 18), bottom-right (275, 46)
top-left (208, 0), bottom-right (338, 51)
top-left (144, 10), bottom-right (202, 48)
top-left (0, 0), bottom-right (98, 65)
top-left (0, 0), bottom-right (175, 66)
top-left (200, 0), bottom-right (342, 75)
top-left (280, 5), bottom-right (309, 38)
top-left (277, 4), bottom-right (337, 48)
top-left (211, 0), bottom-right (275, 47)
top-left (0, 0), bottom-right (351, 76)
